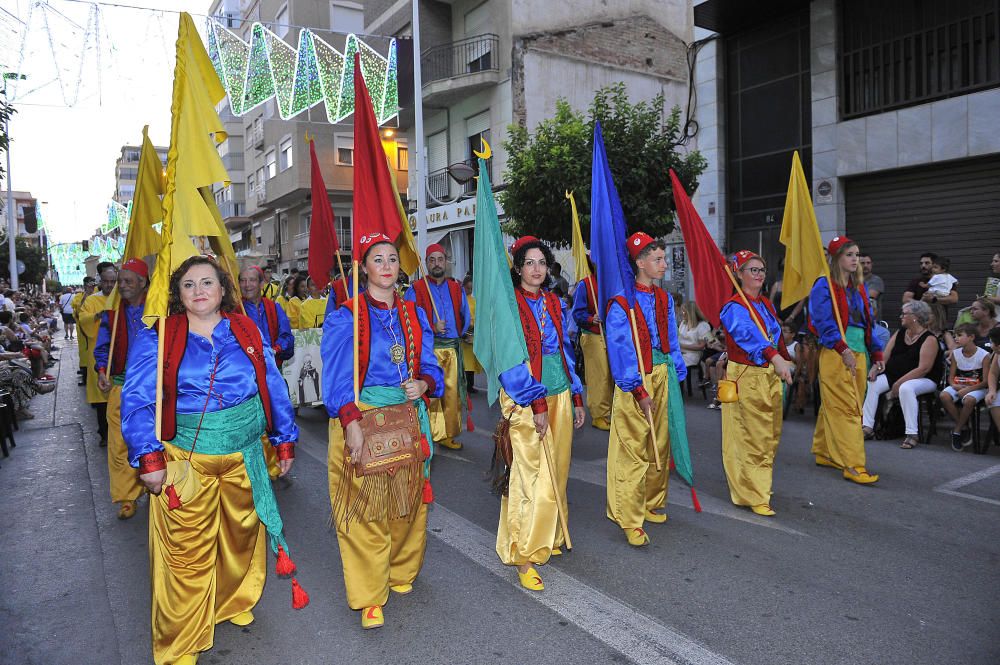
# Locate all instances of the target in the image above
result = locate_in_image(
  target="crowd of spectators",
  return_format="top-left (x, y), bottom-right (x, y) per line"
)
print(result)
top-left (0, 280), bottom-right (58, 420)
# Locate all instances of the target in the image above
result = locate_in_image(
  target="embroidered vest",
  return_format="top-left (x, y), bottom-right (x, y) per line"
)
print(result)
top-left (107, 304), bottom-right (130, 376)
top-left (722, 293), bottom-right (783, 367)
top-left (344, 294), bottom-right (425, 394)
top-left (413, 277), bottom-right (464, 335)
top-left (581, 275), bottom-right (600, 334)
top-left (808, 278), bottom-right (874, 349)
top-left (515, 289), bottom-right (575, 384)
top-left (611, 285), bottom-right (673, 373)
top-left (160, 312), bottom-right (274, 442)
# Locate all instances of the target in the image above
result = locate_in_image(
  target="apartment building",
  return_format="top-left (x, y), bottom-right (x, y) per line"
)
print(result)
top-left (366, 0), bottom-right (693, 281)
top-left (112, 143), bottom-right (168, 206)
top-left (1, 190), bottom-right (42, 246)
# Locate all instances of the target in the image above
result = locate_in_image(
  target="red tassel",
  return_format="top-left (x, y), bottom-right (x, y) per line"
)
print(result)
top-left (422, 479), bottom-right (434, 504)
top-left (466, 396), bottom-right (475, 432)
top-left (275, 545), bottom-right (296, 576)
top-left (291, 578), bottom-right (310, 609)
top-left (690, 487), bottom-right (702, 513)
top-left (420, 435), bottom-right (430, 458)
top-left (165, 484), bottom-right (182, 510)
top-left (669, 458), bottom-right (676, 471)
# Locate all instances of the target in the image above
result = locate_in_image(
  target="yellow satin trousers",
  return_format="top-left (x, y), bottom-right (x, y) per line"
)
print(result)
top-left (607, 363), bottom-right (671, 529)
top-left (721, 363), bottom-right (783, 507)
top-left (428, 347), bottom-right (461, 442)
top-left (580, 332), bottom-right (613, 420)
top-left (106, 385), bottom-right (144, 504)
top-left (496, 389), bottom-right (573, 566)
top-left (327, 418), bottom-right (427, 609)
top-left (149, 441), bottom-right (266, 665)
top-left (812, 347), bottom-right (868, 469)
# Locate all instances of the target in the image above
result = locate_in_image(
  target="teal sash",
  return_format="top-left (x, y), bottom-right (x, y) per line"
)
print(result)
top-left (172, 395), bottom-right (288, 555)
top-left (665, 363), bottom-right (693, 486)
top-left (845, 325), bottom-right (867, 354)
top-left (540, 353), bottom-right (569, 397)
top-left (433, 336), bottom-right (467, 418)
top-left (360, 386), bottom-right (434, 478)
top-left (652, 348), bottom-right (670, 366)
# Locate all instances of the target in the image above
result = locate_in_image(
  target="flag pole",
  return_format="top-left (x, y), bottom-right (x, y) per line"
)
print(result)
top-left (334, 251), bottom-right (349, 300)
top-left (540, 429), bottom-right (572, 550)
top-left (627, 308), bottom-right (661, 471)
top-left (154, 314), bottom-right (165, 442)
top-left (353, 260), bottom-right (360, 404)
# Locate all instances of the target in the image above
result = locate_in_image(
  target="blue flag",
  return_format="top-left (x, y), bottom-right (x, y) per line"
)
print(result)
top-left (589, 121), bottom-right (635, 316)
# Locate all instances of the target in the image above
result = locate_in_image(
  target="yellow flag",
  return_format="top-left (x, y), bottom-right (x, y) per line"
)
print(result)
top-left (386, 151), bottom-right (420, 276)
top-left (127, 127), bottom-right (165, 259)
top-left (779, 151), bottom-right (829, 310)
top-left (566, 190), bottom-right (591, 282)
top-left (144, 12), bottom-right (235, 326)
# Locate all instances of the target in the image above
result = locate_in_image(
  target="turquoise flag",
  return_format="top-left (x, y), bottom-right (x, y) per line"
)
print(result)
top-left (472, 156), bottom-right (529, 406)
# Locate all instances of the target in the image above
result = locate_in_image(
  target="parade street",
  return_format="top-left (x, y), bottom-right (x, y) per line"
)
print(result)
top-left (3, 341), bottom-right (999, 665)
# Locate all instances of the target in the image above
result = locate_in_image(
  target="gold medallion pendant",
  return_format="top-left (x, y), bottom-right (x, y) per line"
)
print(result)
top-left (389, 343), bottom-right (406, 365)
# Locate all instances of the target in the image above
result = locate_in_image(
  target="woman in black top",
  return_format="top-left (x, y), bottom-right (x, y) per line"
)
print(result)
top-left (861, 300), bottom-right (942, 448)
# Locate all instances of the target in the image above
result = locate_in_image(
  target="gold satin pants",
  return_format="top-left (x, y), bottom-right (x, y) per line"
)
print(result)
top-left (496, 389), bottom-right (573, 566)
top-left (327, 418), bottom-right (427, 609)
top-left (721, 363), bottom-right (783, 507)
top-left (812, 347), bottom-right (868, 469)
top-left (149, 441), bottom-right (266, 665)
top-left (106, 385), bottom-right (144, 503)
top-left (606, 363), bottom-right (671, 529)
top-left (428, 347), bottom-right (461, 442)
top-left (580, 332), bottom-right (613, 421)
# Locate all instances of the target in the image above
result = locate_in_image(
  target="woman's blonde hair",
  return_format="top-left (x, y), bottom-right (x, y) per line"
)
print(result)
top-left (829, 242), bottom-right (864, 288)
top-left (681, 301), bottom-right (706, 327)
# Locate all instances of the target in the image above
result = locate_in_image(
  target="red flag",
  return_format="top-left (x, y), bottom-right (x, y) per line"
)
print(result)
top-left (352, 53), bottom-right (405, 261)
top-left (309, 139), bottom-right (339, 285)
top-left (669, 169), bottom-right (732, 327)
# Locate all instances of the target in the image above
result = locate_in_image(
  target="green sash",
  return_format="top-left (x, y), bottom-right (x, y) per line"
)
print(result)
top-left (665, 362), bottom-right (693, 486)
top-left (540, 352), bottom-right (570, 397)
top-left (360, 386), bottom-right (435, 478)
top-left (172, 395), bottom-right (288, 555)
top-left (652, 348), bottom-right (670, 366)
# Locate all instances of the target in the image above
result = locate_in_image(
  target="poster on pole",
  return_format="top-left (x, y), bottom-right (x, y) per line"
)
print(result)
top-left (282, 328), bottom-right (324, 407)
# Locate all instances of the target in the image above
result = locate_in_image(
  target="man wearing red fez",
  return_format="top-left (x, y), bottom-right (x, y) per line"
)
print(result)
top-left (404, 242), bottom-right (471, 449)
top-left (94, 258), bottom-right (149, 520)
top-left (605, 232), bottom-right (687, 547)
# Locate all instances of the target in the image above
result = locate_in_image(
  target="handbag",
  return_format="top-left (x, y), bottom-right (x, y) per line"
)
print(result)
top-left (488, 408), bottom-right (515, 496)
top-left (353, 402), bottom-right (426, 476)
top-left (161, 357), bottom-right (218, 510)
top-left (717, 363), bottom-right (750, 404)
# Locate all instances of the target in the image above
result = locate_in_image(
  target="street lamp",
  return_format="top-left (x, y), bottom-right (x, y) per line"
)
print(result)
top-left (2, 71), bottom-right (25, 291)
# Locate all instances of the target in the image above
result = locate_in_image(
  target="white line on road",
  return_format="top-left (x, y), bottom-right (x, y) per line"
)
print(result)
top-left (429, 504), bottom-right (739, 665)
top-left (933, 463), bottom-right (1000, 507)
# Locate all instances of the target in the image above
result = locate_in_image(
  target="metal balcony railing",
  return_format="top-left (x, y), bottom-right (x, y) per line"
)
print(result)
top-left (422, 34), bottom-right (499, 85)
top-left (217, 201), bottom-right (245, 219)
top-left (255, 186), bottom-right (266, 204)
top-left (245, 124), bottom-right (264, 151)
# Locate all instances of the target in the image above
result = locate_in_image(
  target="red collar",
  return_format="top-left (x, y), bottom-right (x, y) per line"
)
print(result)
top-left (363, 292), bottom-right (397, 310)
top-left (516, 286), bottom-right (543, 300)
top-left (635, 282), bottom-right (655, 294)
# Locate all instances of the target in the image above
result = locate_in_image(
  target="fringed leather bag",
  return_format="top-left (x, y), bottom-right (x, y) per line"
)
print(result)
top-left (489, 408), bottom-right (515, 496)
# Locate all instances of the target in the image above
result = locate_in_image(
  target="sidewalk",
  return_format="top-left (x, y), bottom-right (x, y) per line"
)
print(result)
top-left (0, 337), bottom-right (123, 664)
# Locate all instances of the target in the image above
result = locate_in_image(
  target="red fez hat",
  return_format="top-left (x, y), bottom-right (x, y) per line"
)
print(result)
top-left (121, 258), bottom-right (148, 280)
top-left (626, 232), bottom-right (656, 260)
top-left (425, 243), bottom-right (446, 258)
top-left (728, 249), bottom-right (763, 274)
top-left (827, 235), bottom-right (854, 257)
top-left (358, 232), bottom-right (393, 259)
top-left (510, 236), bottom-right (539, 255)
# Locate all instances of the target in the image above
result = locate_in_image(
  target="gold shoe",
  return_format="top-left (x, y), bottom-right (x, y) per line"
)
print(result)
top-left (361, 605), bottom-right (384, 629)
top-left (591, 417), bottom-right (611, 431)
top-left (229, 610), bottom-right (254, 626)
top-left (389, 583), bottom-right (413, 594)
top-left (814, 455), bottom-right (839, 468)
top-left (438, 437), bottom-right (463, 450)
top-left (550, 547), bottom-right (562, 556)
top-left (117, 501), bottom-right (137, 520)
top-left (750, 505), bottom-right (776, 516)
top-left (173, 655), bottom-right (198, 665)
top-left (843, 466), bottom-right (879, 484)
top-left (645, 510), bottom-right (668, 524)
top-left (517, 567), bottom-right (544, 591)
top-left (625, 527), bottom-right (650, 547)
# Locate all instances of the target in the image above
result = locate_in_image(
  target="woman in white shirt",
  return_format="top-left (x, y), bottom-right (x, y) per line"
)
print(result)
top-left (678, 301), bottom-right (712, 369)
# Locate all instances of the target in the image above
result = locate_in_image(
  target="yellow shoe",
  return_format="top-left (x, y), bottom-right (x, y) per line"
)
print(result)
top-left (814, 455), bottom-right (839, 468)
top-left (361, 605), bottom-right (384, 629)
top-left (389, 583), bottom-right (413, 594)
top-left (517, 567), bottom-right (544, 591)
top-left (843, 466), bottom-right (879, 484)
top-left (750, 505), bottom-right (776, 516)
top-left (117, 500), bottom-right (137, 520)
top-left (229, 610), bottom-right (254, 626)
top-left (592, 417), bottom-right (611, 431)
top-left (625, 527), bottom-right (650, 547)
top-left (645, 510), bottom-right (668, 524)
top-left (550, 547), bottom-right (562, 556)
top-left (173, 655), bottom-right (198, 665)
top-left (438, 437), bottom-right (463, 450)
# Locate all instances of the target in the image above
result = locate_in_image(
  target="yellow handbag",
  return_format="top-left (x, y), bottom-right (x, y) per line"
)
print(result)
top-left (717, 363), bottom-right (750, 403)
top-left (163, 459), bottom-right (202, 505)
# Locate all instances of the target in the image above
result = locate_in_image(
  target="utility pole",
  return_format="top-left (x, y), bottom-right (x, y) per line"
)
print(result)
top-left (2, 72), bottom-right (24, 291)
top-left (412, 0), bottom-right (427, 259)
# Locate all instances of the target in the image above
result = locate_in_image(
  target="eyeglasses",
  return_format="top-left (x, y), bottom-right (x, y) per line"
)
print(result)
top-left (742, 267), bottom-right (766, 276)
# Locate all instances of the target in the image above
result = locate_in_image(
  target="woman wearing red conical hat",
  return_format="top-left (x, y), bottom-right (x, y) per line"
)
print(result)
top-left (719, 250), bottom-right (794, 516)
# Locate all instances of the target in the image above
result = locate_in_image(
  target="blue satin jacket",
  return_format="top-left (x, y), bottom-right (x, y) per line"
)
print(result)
top-left (93, 301), bottom-right (145, 375)
top-left (404, 279), bottom-right (471, 339)
top-left (121, 318), bottom-right (298, 467)
top-left (606, 285), bottom-right (686, 393)
top-left (720, 298), bottom-right (782, 366)
top-left (809, 276), bottom-right (884, 356)
top-left (243, 298), bottom-right (295, 361)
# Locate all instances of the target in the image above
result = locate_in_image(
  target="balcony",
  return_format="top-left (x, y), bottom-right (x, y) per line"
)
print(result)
top-left (218, 201), bottom-right (247, 226)
top-left (422, 34), bottom-right (501, 107)
top-left (255, 186), bottom-right (267, 205)
top-left (293, 232), bottom-right (310, 258)
top-left (245, 124), bottom-right (264, 151)
top-left (426, 158), bottom-right (491, 201)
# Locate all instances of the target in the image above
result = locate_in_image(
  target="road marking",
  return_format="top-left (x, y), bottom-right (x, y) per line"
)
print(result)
top-left (429, 504), bottom-right (739, 665)
top-left (933, 464), bottom-right (1000, 507)
top-left (463, 429), bottom-right (806, 536)
top-left (433, 449), bottom-right (473, 464)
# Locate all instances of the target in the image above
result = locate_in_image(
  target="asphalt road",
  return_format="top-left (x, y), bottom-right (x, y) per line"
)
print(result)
top-left (3, 339), bottom-right (999, 665)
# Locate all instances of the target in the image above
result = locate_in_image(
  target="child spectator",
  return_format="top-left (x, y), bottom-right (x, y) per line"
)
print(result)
top-left (940, 323), bottom-right (990, 450)
top-left (923, 256), bottom-right (958, 298)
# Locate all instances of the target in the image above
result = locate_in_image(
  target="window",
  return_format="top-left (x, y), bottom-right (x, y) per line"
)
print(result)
top-left (335, 135), bottom-right (354, 165)
top-left (279, 137), bottom-right (293, 170)
top-left (257, 167), bottom-right (265, 186)
top-left (397, 144), bottom-right (409, 171)
top-left (335, 213), bottom-right (352, 250)
top-left (274, 4), bottom-right (289, 38)
top-left (279, 214), bottom-right (288, 243)
top-left (265, 149), bottom-right (277, 179)
top-left (330, 1), bottom-right (364, 33)
top-left (248, 173), bottom-right (255, 192)
top-left (300, 212), bottom-right (311, 236)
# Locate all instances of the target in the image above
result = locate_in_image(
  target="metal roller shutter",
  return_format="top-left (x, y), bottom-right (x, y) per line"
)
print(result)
top-left (845, 156), bottom-right (1000, 328)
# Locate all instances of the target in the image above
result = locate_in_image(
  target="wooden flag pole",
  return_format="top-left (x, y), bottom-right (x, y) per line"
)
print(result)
top-left (627, 307), bottom-right (661, 472)
top-left (106, 303), bottom-right (120, 382)
top-left (334, 250), bottom-right (350, 301)
top-left (353, 261), bottom-right (360, 404)
top-left (154, 314), bottom-right (165, 443)
top-left (540, 428), bottom-right (572, 551)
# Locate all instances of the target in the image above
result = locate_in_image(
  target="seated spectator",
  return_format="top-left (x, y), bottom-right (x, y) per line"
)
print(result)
top-left (940, 323), bottom-right (991, 450)
top-left (862, 300), bottom-right (943, 449)
top-left (967, 298), bottom-right (998, 350)
top-left (704, 328), bottom-right (728, 410)
top-left (984, 328), bottom-right (1000, 434)
top-left (678, 301), bottom-right (712, 370)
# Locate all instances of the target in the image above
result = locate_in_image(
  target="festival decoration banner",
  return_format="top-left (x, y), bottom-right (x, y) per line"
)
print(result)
top-left (206, 18), bottom-right (398, 125)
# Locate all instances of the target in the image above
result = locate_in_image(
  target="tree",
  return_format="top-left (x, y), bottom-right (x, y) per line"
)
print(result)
top-left (0, 96), bottom-right (13, 185)
top-left (500, 83), bottom-right (707, 246)
top-left (0, 238), bottom-right (49, 285)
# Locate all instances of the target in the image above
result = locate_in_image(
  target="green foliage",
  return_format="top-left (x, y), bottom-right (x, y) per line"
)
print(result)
top-left (500, 83), bottom-right (707, 246)
top-left (0, 98), bottom-right (13, 184)
top-left (0, 238), bottom-right (49, 285)
top-left (46, 279), bottom-right (62, 293)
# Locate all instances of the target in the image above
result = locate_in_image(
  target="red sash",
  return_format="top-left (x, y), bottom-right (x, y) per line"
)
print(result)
top-left (413, 277), bottom-right (464, 333)
top-left (344, 294), bottom-right (425, 393)
top-left (108, 305), bottom-right (129, 376)
top-left (160, 312), bottom-right (274, 442)
top-left (581, 275), bottom-right (600, 334)
top-left (261, 297), bottom-right (280, 346)
top-left (515, 288), bottom-right (574, 384)
top-left (611, 285), bottom-right (672, 374)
